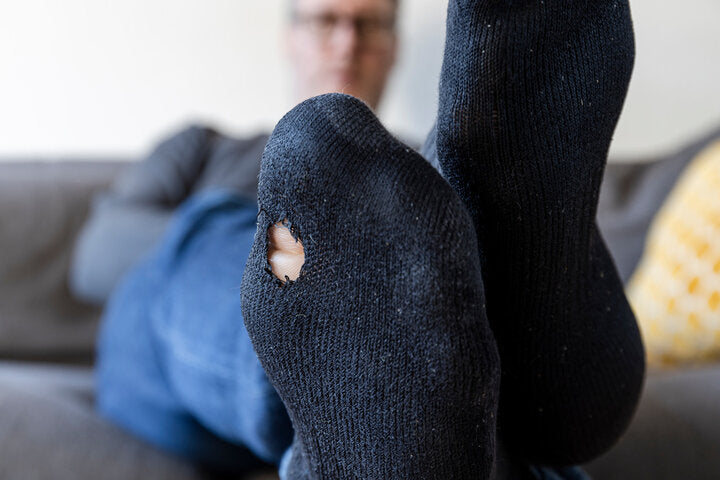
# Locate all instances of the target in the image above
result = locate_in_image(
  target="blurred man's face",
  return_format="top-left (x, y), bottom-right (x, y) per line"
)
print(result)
top-left (286, 0), bottom-right (398, 110)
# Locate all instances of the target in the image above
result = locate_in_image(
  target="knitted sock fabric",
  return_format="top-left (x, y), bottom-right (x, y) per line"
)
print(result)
top-left (436, 0), bottom-right (645, 465)
top-left (241, 93), bottom-right (500, 479)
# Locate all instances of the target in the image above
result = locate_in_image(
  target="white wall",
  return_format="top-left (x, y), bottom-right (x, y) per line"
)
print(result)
top-left (614, 0), bottom-right (720, 157)
top-left (0, 0), bottom-right (718, 159)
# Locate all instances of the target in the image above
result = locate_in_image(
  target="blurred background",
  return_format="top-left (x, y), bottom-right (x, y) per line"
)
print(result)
top-left (0, 0), bottom-right (718, 159)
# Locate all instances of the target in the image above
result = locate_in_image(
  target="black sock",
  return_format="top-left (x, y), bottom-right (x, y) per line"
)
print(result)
top-left (241, 94), bottom-right (500, 479)
top-left (436, 0), bottom-right (645, 465)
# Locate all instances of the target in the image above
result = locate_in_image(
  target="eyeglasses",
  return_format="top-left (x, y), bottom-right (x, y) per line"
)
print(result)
top-left (292, 11), bottom-right (396, 49)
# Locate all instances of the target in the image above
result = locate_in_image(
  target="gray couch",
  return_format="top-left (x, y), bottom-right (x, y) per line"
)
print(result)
top-left (0, 161), bottom-right (274, 480)
top-left (0, 150), bottom-right (718, 479)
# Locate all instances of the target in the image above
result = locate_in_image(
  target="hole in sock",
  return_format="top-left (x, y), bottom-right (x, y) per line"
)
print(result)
top-left (268, 220), bottom-right (305, 283)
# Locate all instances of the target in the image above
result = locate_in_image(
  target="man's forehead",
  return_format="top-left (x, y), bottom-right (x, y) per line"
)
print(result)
top-left (292, 0), bottom-right (397, 15)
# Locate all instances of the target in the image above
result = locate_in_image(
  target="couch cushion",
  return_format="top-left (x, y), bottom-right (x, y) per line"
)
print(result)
top-left (585, 366), bottom-right (720, 480)
top-left (0, 361), bottom-right (279, 480)
top-left (597, 125), bottom-right (720, 283)
top-left (0, 161), bottom-right (125, 363)
top-left (626, 140), bottom-right (720, 367)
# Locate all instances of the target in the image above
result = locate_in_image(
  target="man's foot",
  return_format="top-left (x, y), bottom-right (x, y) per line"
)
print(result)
top-left (242, 94), bottom-right (500, 479)
top-left (436, 0), bottom-right (645, 464)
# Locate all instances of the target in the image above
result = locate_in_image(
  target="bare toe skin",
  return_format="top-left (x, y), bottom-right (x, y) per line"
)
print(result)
top-left (267, 221), bottom-right (305, 282)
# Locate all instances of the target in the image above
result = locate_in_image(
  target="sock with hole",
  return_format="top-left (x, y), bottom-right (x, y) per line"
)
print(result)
top-left (436, 0), bottom-right (645, 465)
top-left (241, 93), bottom-right (501, 479)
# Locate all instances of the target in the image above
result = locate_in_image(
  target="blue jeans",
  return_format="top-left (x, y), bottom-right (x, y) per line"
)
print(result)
top-left (96, 190), bottom-right (293, 474)
top-left (97, 189), bottom-right (589, 479)
top-left (530, 466), bottom-right (591, 480)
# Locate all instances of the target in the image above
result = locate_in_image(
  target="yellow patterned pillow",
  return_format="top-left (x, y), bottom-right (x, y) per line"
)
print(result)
top-left (627, 139), bottom-right (720, 368)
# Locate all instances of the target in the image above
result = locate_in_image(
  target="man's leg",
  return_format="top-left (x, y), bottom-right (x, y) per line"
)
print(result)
top-left (96, 190), bottom-right (292, 474)
top-left (241, 93), bottom-right (501, 479)
top-left (435, 0), bottom-right (645, 465)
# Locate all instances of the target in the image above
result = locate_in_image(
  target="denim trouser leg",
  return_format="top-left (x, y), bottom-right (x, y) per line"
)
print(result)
top-left (96, 190), bottom-right (293, 474)
top-left (530, 466), bottom-right (592, 480)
